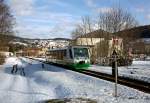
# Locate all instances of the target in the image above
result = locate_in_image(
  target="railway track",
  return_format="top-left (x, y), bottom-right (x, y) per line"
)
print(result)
top-left (27, 57), bottom-right (150, 94)
top-left (76, 69), bottom-right (150, 94)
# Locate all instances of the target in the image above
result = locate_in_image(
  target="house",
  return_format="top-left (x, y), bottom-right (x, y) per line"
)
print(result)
top-left (48, 38), bottom-right (71, 49)
top-left (35, 38), bottom-right (71, 49)
top-left (0, 47), bottom-right (12, 57)
top-left (16, 48), bottom-right (43, 57)
top-left (0, 46), bottom-right (10, 64)
top-left (75, 30), bottom-right (112, 46)
top-left (0, 47), bottom-right (9, 52)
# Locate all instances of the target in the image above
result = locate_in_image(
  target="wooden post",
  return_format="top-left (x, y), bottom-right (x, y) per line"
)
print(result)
top-left (112, 50), bottom-right (118, 97)
top-left (114, 55), bottom-right (118, 97)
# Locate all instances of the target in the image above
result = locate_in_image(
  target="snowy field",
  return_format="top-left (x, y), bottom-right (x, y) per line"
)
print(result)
top-left (90, 60), bottom-right (150, 83)
top-left (0, 57), bottom-right (150, 103)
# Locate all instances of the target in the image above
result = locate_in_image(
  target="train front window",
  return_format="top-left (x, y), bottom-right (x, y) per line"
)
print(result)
top-left (73, 48), bottom-right (89, 58)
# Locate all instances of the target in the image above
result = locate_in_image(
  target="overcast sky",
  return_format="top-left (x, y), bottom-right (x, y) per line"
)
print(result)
top-left (6, 0), bottom-right (150, 39)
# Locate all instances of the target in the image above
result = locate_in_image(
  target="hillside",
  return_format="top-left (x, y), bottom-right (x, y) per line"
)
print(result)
top-left (116, 25), bottom-right (150, 38)
top-left (1, 25), bottom-right (150, 48)
top-left (0, 34), bottom-right (71, 48)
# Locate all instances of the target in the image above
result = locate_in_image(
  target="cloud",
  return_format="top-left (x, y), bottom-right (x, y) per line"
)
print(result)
top-left (14, 24), bottom-right (51, 38)
top-left (14, 21), bottom-right (72, 39)
top-left (146, 14), bottom-right (150, 19)
top-left (8, 0), bottom-right (80, 39)
top-left (135, 7), bottom-right (145, 13)
top-left (45, 0), bottom-right (70, 7)
top-left (97, 7), bottom-right (112, 13)
top-left (9, 0), bottom-right (35, 16)
top-left (85, 0), bottom-right (112, 14)
top-left (13, 12), bottom-right (78, 39)
top-left (86, 0), bottom-right (97, 8)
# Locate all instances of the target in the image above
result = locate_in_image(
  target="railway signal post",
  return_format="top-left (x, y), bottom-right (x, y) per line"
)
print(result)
top-left (112, 50), bottom-right (118, 97)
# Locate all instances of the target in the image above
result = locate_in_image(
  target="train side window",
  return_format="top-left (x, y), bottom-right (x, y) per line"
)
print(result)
top-left (69, 49), bottom-right (73, 59)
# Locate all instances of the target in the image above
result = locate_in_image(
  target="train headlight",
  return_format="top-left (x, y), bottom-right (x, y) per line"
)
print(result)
top-left (74, 59), bottom-right (78, 63)
top-left (86, 60), bottom-right (90, 63)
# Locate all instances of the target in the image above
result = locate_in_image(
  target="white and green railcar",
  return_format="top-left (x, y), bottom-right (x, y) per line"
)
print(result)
top-left (46, 46), bottom-right (90, 69)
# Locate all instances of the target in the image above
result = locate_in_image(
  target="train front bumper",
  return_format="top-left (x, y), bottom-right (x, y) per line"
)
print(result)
top-left (70, 63), bottom-right (90, 69)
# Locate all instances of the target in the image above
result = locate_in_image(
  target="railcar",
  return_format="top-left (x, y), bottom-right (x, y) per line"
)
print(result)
top-left (46, 46), bottom-right (90, 69)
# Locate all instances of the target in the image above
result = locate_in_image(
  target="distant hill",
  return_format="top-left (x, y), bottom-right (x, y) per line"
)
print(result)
top-left (116, 25), bottom-right (150, 38)
top-left (0, 34), bottom-right (71, 48)
top-left (76, 25), bottom-right (150, 40)
top-left (1, 25), bottom-right (150, 47)
top-left (77, 29), bottom-right (113, 39)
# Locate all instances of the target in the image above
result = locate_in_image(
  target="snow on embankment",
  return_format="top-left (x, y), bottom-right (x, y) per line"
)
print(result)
top-left (119, 60), bottom-right (150, 83)
top-left (90, 60), bottom-right (150, 83)
top-left (132, 60), bottom-right (150, 65)
top-left (25, 58), bottom-right (150, 103)
top-left (0, 57), bottom-right (150, 103)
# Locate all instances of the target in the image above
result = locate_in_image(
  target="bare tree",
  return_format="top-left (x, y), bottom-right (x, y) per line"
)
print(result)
top-left (98, 7), bottom-right (138, 56)
top-left (72, 16), bottom-right (94, 46)
top-left (71, 24), bottom-right (84, 45)
top-left (0, 0), bottom-right (15, 46)
top-left (80, 16), bottom-right (95, 58)
top-left (96, 10), bottom-right (111, 64)
top-left (71, 16), bottom-right (94, 44)
top-left (98, 7), bottom-right (138, 33)
top-left (94, 6), bottom-right (138, 65)
top-left (71, 24), bottom-right (84, 39)
top-left (0, 0), bottom-right (15, 64)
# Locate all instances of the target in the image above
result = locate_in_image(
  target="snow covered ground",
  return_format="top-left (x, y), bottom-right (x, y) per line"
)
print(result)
top-left (0, 57), bottom-right (150, 103)
top-left (33, 57), bottom-right (46, 62)
top-left (90, 60), bottom-right (150, 83)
